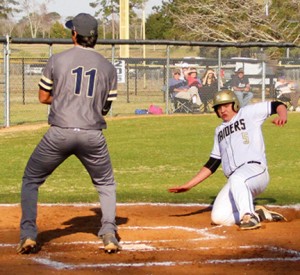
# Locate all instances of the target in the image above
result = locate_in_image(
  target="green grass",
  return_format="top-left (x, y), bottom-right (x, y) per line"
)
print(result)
top-left (0, 113), bottom-right (299, 205)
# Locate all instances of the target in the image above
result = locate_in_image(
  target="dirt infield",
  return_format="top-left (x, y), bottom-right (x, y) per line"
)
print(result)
top-left (0, 204), bottom-right (299, 275)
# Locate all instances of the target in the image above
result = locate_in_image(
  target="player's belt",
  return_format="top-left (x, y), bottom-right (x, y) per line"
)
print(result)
top-left (247, 161), bottom-right (261, 165)
top-left (228, 161), bottom-right (262, 177)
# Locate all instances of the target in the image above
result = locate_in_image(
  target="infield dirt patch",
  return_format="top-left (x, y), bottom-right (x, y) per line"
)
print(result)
top-left (0, 204), bottom-right (299, 274)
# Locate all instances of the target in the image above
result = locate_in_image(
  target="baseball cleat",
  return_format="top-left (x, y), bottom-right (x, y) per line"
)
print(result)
top-left (16, 238), bottom-right (37, 254)
top-left (101, 233), bottom-right (121, 254)
top-left (239, 213), bottom-right (261, 230)
top-left (255, 205), bottom-right (287, 222)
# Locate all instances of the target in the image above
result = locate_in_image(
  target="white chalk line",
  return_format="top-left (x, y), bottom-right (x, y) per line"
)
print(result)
top-left (121, 225), bottom-right (225, 240)
top-left (1, 202), bottom-right (299, 210)
top-left (1, 203), bottom-right (299, 270)
top-left (3, 239), bottom-right (300, 270)
top-left (32, 258), bottom-right (190, 270)
top-left (0, 224), bottom-right (223, 251)
top-left (32, 250), bottom-right (300, 271)
top-left (31, 245), bottom-right (300, 270)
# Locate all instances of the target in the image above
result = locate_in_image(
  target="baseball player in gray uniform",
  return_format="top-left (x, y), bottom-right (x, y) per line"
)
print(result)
top-left (169, 90), bottom-right (287, 230)
top-left (17, 13), bottom-right (121, 254)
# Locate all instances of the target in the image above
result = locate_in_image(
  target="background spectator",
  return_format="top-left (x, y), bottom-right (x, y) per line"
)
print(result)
top-left (275, 75), bottom-right (300, 112)
top-left (231, 68), bottom-right (253, 107)
top-left (199, 68), bottom-right (220, 113)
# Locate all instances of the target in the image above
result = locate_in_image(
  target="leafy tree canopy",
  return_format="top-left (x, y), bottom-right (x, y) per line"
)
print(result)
top-left (146, 0), bottom-right (300, 45)
top-left (0, 0), bottom-right (20, 19)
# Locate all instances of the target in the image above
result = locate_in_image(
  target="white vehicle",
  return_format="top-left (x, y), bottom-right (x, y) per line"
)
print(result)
top-left (25, 64), bottom-right (44, 75)
top-left (174, 56), bottom-right (206, 68)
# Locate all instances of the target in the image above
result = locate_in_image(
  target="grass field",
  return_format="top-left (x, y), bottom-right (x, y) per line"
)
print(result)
top-left (0, 113), bottom-right (299, 205)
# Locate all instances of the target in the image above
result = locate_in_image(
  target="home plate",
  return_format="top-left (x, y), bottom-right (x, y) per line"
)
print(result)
top-left (122, 243), bottom-right (156, 251)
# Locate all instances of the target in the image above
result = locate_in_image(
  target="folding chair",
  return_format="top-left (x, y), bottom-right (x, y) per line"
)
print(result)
top-left (161, 85), bottom-right (194, 114)
top-left (171, 93), bottom-right (194, 113)
top-left (274, 88), bottom-right (293, 110)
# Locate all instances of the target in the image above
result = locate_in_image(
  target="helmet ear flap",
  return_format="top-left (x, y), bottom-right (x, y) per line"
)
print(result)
top-left (233, 100), bottom-right (240, 112)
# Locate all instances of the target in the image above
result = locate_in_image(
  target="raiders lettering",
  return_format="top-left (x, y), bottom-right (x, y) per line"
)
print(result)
top-left (218, 119), bottom-right (246, 143)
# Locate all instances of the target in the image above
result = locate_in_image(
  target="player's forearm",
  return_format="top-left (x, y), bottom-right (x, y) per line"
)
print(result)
top-left (183, 167), bottom-right (212, 189)
top-left (39, 89), bottom-right (52, 105)
top-left (276, 104), bottom-right (288, 121)
top-left (102, 100), bottom-right (113, 116)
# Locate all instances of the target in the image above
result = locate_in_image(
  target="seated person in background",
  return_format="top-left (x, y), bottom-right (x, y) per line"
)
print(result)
top-left (186, 68), bottom-right (202, 89)
top-left (275, 75), bottom-right (300, 112)
top-left (168, 68), bottom-right (202, 108)
top-left (180, 63), bottom-right (190, 81)
top-left (231, 68), bottom-right (253, 107)
top-left (199, 68), bottom-right (220, 113)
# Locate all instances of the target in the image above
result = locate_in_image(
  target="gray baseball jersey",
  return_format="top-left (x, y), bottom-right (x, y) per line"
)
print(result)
top-left (19, 46), bottom-right (119, 243)
top-left (39, 45), bottom-right (117, 129)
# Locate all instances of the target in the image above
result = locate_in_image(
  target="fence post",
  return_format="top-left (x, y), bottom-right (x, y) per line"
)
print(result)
top-left (47, 44), bottom-right (53, 116)
top-left (134, 63), bottom-right (137, 96)
top-left (110, 44), bottom-right (116, 117)
top-left (22, 58), bottom-right (25, 105)
top-left (261, 48), bottom-right (266, 101)
top-left (126, 62), bottom-right (130, 103)
top-left (218, 47), bottom-right (222, 91)
top-left (165, 45), bottom-right (170, 114)
top-left (4, 35), bottom-right (11, 127)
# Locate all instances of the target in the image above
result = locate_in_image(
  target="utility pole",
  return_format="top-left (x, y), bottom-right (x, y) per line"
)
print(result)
top-left (119, 0), bottom-right (129, 58)
top-left (264, 0), bottom-right (269, 16)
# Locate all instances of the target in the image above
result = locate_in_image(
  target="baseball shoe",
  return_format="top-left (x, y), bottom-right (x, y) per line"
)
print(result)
top-left (255, 205), bottom-right (287, 222)
top-left (16, 238), bottom-right (37, 254)
top-left (101, 233), bottom-right (121, 254)
top-left (239, 213), bottom-right (261, 230)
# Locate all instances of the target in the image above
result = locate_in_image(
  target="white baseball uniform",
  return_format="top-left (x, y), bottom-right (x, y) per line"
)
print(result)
top-left (210, 101), bottom-right (272, 225)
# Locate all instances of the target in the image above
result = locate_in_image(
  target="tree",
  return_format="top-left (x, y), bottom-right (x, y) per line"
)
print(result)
top-left (170, 0), bottom-right (299, 43)
top-left (21, 0), bottom-right (54, 38)
top-left (0, 0), bottom-right (20, 19)
top-left (50, 21), bottom-right (67, 38)
top-left (145, 2), bottom-right (179, 40)
top-left (89, 0), bottom-right (119, 39)
top-left (40, 11), bottom-right (61, 38)
top-left (89, 0), bottom-right (145, 39)
top-left (0, 0), bottom-right (20, 35)
top-left (167, 0), bottom-right (281, 42)
top-left (269, 0), bottom-right (300, 44)
top-left (146, 11), bottom-right (175, 39)
top-left (146, 0), bottom-right (300, 46)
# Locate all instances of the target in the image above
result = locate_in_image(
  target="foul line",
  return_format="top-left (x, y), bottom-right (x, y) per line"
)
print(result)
top-left (1, 203), bottom-right (299, 210)
top-left (31, 245), bottom-right (300, 270)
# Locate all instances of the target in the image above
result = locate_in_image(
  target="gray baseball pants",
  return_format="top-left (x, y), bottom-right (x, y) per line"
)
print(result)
top-left (20, 126), bottom-right (117, 241)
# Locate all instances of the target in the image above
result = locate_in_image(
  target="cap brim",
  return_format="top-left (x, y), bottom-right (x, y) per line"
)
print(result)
top-left (65, 20), bottom-right (73, 29)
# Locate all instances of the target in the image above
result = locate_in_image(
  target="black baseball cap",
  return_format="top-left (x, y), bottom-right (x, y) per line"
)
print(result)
top-left (65, 13), bottom-right (98, 36)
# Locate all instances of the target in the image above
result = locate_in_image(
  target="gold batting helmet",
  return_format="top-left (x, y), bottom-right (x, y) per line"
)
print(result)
top-left (212, 90), bottom-right (240, 112)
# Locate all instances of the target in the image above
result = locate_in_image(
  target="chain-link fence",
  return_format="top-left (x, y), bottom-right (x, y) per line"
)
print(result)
top-left (1, 37), bottom-right (300, 127)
